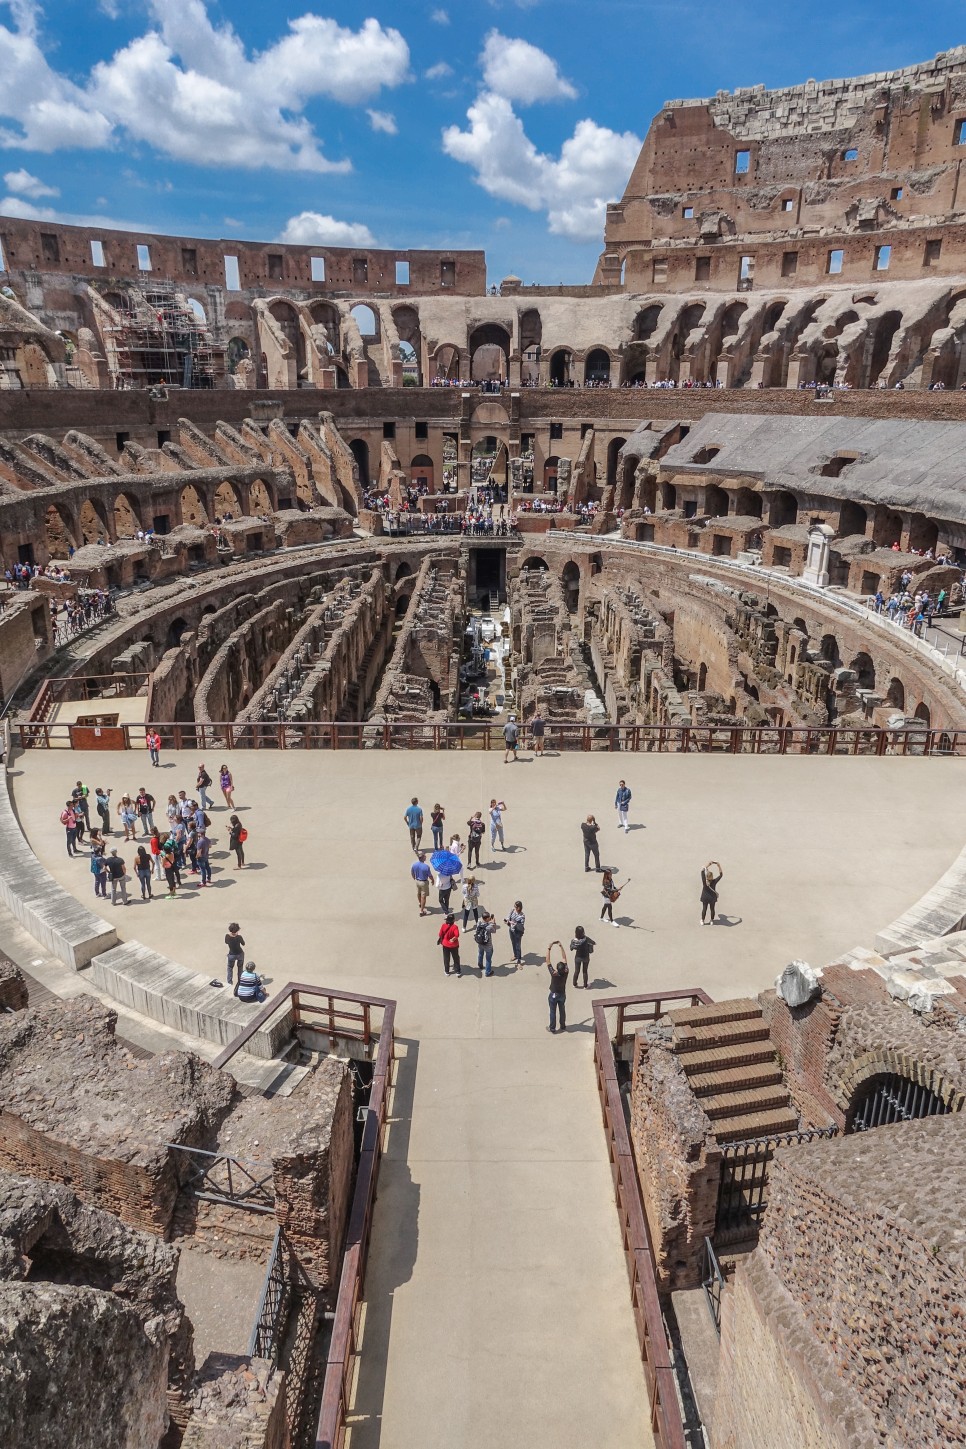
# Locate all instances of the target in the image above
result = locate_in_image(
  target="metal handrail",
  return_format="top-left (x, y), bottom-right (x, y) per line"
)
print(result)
top-left (166, 1142), bottom-right (276, 1214)
top-left (701, 1237), bottom-right (725, 1337)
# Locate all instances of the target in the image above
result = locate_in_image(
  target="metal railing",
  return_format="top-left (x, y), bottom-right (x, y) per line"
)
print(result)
top-left (26, 672), bottom-right (151, 727)
top-left (248, 1227), bottom-right (317, 1362)
top-left (701, 1238), bottom-right (724, 1337)
top-left (606, 989), bottom-right (714, 1055)
top-left (166, 1142), bottom-right (276, 1214)
top-left (14, 716), bottom-right (966, 755)
top-left (714, 1125), bottom-right (839, 1244)
top-left (205, 983), bottom-right (396, 1449)
top-left (592, 990), bottom-right (716, 1449)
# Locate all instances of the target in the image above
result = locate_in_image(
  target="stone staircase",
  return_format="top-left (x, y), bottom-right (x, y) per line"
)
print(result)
top-left (665, 999), bottom-right (799, 1143)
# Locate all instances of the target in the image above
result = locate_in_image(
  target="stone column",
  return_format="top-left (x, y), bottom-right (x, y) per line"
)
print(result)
top-left (802, 522), bottom-right (834, 587)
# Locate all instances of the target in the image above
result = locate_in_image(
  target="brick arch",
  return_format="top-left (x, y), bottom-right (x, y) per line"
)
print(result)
top-left (834, 1048), bottom-right (966, 1119)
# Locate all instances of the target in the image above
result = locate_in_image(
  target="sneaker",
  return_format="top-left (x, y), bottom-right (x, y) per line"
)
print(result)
top-left (611, 921), bottom-right (620, 928)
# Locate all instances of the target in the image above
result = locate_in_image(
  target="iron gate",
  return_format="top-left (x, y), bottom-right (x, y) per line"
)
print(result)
top-left (714, 1126), bottom-right (839, 1243)
top-left (849, 1073), bottom-right (949, 1133)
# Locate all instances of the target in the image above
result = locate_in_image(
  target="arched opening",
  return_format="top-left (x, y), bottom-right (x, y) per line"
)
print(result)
top-left (769, 491), bottom-right (798, 527)
top-left (308, 300), bottom-right (341, 356)
top-left (45, 504), bottom-right (75, 558)
top-left (166, 618), bottom-right (189, 650)
top-left (734, 487), bottom-right (762, 518)
top-left (434, 344), bottom-right (461, 382)
top-left (79, 498), bottom-right (109, 546)
top-left (469, 323), bottom-right (510, 384)
top-left (395, 562), bottom-right (412, 583)
top-left (816, 345), bottom-right (839, 385)
top-left (820, 634), bottom-right (840, 666)
top-left (886, 677), bottom-right (905, 712)
top-left (227, 337), bottom-right (251, 375)
top-left (872, 509), bottom-right (903, 549)
top-left (350, 439), bottom-right (370, 489)
top-left (520, 308), bottom-right (542, 384)
top-left (669, 302), bottom-right (706, 381)
top-left (704, 484), bottom-right (728, 518)
top-left (543, 455), bottom-right (559, 492)
top-left (633, 305), bottom-right (662, 342)
top-left (393, 304), bottom-right (422, 385)
top-left (269, 300), bottom-right (306, 379)
top-left (520, 556), bottom-right (549, 572)
top-left (792, 617), bottom-right (808, 636)
top-left (410, 454), bottom-right (434, 491)
top-left (398, 341), bottom-right (419, 383)
top-left (213, 481), bottom-right (241, 519)
top-left (250, 479), bottom-right (272, 514)
top-left (180, 485), bottom-right (207, 527)
top-left (847, 1072), bottom-right (949, 1133)
top-left (618, 455), bottom-right (637, 511)
top-left (549, 349), bottom-right (574, 386)
top-left (661, 482), bottom-right (677, 510)
top-left (867, 310), bottom-right (902, 387)
top-left (186, 297), bottom-right (207, 325)
top-left (849, 652), bottom-right (875, 690)
top-left (113, 491), bottom-right (142, 537)
top-left (838, 500), bottom-right (868, 537)
top-left (350, 304), bottom-right (378, 340)
top-left (914, 702), bottom-right (931, 727)
top-left (907, 514), bottom-right (939, 553)
top-left (584, 348), bottom-right (611, 385)
top-left (561, 561), bottom-right (580, 613)
top-left (606, 437), bottom-right (627, 489)
top-left (697, 662), bottom-right (708, 691)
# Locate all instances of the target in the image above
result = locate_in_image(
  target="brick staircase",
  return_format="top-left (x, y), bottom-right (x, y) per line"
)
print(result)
top-left (665, 998), bottom-right (799, 1143)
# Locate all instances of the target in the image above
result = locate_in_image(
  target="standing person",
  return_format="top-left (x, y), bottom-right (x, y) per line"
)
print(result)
top-left (149, 827), bottom-right (164, 882)
top-left (161, 838), bottom-right (179, 897)
top-left (502, 714), bottom-right (519, 762)
top-left (148, 730), bottom-right (161, 767)
top-left (135, 786), bottom-right (156, 836)
top-left (196, 829), bottom-right (211, 886)
top-left (700, 861), bottom-right (723, 925)
top-left (581, 815), bottom-right (601, 872)
top-left (475, 911), bottom-right (498, 976)
top-left (411, 852), bottom-right (434, 917)
top-left (228, 814), bottom-right (247, 869)
top-left (196, 763), bottom-right (213, 811)
top-left (462, 875), bottom-right (481, 931)
top-left (71, 780), bottom-right (91, 832)
top-left (614, 780), bottom-right (632, 834)
top-left (505, 900), bottom-right (526, 965)
top-left (437, 913), bottom-right (461, 976)
top-left (600, 869), bottom-right (621, 927)
top-left (571, 926), bottom-right (596, 987)
top-left (133, 845), bottom-right (153, 900)
top-left (489, 798), bottom-right (506, 851)
top-left (466, 811), bottom-right (485, 868)
top-left (545, 941), bottom-right (569, 1033)
top-left (529, 711), bottom-right (545, 757)
top-left (94, 785), bottom-right (112, 835)
top-left (225, 923), bottom-right (245, 985)
top-left (165, 794), bottom-right (180, 830)
top-left (90, 846), bottom-right (107, 899)
top-left (404, 798), bottom-right (424, 852)
top-left (430, 803), bottom-right (446, 851)
top-left (60, 801), bottom-right (79, 857)
top-left (219, 763), bottom-right (235, 809)
top-left (437, 864), bottom-right (456, 915)
top-left (116, 794), bottom-right (137, 842)
top-left (106, 850), bottom-right (129, 906)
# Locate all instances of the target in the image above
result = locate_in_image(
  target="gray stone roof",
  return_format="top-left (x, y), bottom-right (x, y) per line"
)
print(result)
top-left (655, 413), bottom-right (966, 525)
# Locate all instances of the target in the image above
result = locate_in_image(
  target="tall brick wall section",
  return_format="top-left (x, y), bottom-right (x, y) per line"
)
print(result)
top-left (272, 1059), bottom-right (354, 1290)
top-left (712, 1112), bottom-right (966, 1448)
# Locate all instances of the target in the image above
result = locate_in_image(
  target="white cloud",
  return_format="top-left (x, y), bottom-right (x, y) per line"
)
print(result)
top-left (278, 211), bottom-right (376, 246)
top-left (425, 61), bottom-right (453, 80)
top-left (3, 167), bottom-right (58, 197)
top-left (0, 192), bottom-right (57, 219)
top-left (443, 92), bottom-right (640, 241)
top-left (367, 109), bottom-right (398, 135)
top-left (0, 1), bottom-right (411, 172)
top-left (430, 7), bottom-right (449, 22)
top-left (480, 30), bottom-right (576, 105)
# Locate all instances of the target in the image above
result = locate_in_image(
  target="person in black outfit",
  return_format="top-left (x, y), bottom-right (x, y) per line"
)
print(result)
top-left (570, 926), bottom-right (595, 988)
top-left (581, 815), bottom-right (601, 871)
top-left (700, 861), bottom-right (723, 924)
top-left (466, 812), bottom-right (485, 868)
top-left (546, 941), bottom-right (569, 1032)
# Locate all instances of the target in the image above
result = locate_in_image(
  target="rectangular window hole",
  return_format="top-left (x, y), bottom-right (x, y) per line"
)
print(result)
top-left (781, 198), bottom-right (794, 212)
top-left (735, 150), bottom-right (750, 174)
top-left (395, 260), bottom-right (410, 285)
top-left (955, 119), bottom-right (966, 145)
top-left (181, 247), bottom-right (197, 276)
top-left (695, 256), bottom-right (711, 282)
top-left (383, 421), bottom-right (395, 440)
top-left (267, 253), bottom-right (284, 281)
top-left (310, 256), bottom-right (326, 282)
top-left (40, 232), bottom-right (60, 264)
top-left (550, 422), bottom-right (563, 441)
top-left (90, 240), bottom-right (106, 267)
top-left (116, 432), bottom-right (130, 454)
top-left (414, 421), bottom-right (428, 440)
top-left (842, 148), bottom-right (859, 161)
top-left (874, 244), bottom-right (891, 271)
top-left (891, 187), bottom-right (903, 201)
top-left (0, 235), bottom-right (6, 272)
top-left (440, 259), bottom-right (455, 287)
top-left (353, 257), bottom-right (368, 285)
top-left (136, 243), bottom-right (152, 272)
top-left (683, 206), bottom-right (693, 219)
top-left (652, 257), bottom-right (668, 284)
top-left (781, 251), bottom-right (798, 277)
top-left (224, 254), bottom-right (240, 291)
top-left (924, 239), bottom-right (942, 266)
top-left (827, 249), bottom-right (844, 275)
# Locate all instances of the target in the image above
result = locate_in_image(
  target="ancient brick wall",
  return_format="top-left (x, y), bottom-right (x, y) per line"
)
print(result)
top-left (0, 595), bottom-right (52, 709)
top-left (712, 1112), bottom-right (966, 1448)
top-left (0, 959), bottom-right (28, 1012)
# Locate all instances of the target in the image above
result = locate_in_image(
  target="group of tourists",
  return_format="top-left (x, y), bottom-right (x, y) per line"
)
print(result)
top-left (51, 589), bottom-right (115, 643)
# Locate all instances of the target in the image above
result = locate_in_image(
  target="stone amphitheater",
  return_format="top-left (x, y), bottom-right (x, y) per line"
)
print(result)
top-left (2, 44), bottom-right (966, 1449)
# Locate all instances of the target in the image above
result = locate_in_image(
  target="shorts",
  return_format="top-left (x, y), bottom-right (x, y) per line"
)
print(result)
top-left (416, 882), bottom-right (429, 901)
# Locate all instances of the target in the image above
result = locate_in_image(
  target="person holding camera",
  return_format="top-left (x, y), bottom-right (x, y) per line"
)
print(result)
top-left (545, 942), bottom-right (569, 1032)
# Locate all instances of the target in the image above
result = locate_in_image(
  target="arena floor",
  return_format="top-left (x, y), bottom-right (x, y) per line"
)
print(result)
top-left (11, 748), bottom-right (966, 1448)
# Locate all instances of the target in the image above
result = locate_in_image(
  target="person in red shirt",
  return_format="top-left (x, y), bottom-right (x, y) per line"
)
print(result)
top-left (437, 913), bottom-right (462, 977)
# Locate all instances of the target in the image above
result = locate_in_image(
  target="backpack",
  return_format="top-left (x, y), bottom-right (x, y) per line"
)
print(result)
top-left (238, 827), bottom-right (248, 843)
top-left (474, 922), bottom-right (489, 946)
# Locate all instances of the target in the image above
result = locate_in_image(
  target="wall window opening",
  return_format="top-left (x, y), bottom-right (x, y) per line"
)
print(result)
top-left (827, 249), bottom-right (845, 275)
top-left (735, 150), bottom-right (750, 174)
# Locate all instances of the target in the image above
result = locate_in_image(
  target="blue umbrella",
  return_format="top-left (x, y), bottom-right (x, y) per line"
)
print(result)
top-left (430, 850), bottom-right (463, 876)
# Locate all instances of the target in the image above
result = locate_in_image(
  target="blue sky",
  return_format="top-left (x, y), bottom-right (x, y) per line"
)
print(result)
top-left (1, 0), bottom-right (965, 283)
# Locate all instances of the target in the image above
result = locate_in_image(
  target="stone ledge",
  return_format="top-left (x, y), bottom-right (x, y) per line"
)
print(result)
top-left (874, 844), bottom-right (966, 956)
top-left (0, 766), bottom-right (117, 968)
top-left (89, 941), bottom-right (293, 1060)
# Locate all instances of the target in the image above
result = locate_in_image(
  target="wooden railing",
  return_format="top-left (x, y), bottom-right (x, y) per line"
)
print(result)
top-left (14, 717), bottom-right (966, 756)
top-left (25, 672), bottom-right (151, 728)
top-left (592, 989), bottom-right (713, 1449)
top-left (207, 984), bottom-right (396, 1449)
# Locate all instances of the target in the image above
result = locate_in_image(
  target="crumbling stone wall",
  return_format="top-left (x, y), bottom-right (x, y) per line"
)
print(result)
top-left (712, 1113), bottom-right (966, 1448)
top-left (370, 555), bottom-right (463, 726)
top-left (181, 1355), bottom-right (288, 1449)
top-left (0, 957), bottom-right (28, 1012)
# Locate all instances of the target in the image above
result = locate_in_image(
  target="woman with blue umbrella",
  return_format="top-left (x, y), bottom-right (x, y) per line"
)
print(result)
top-left (431, 848), bottom-right (462, 914)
